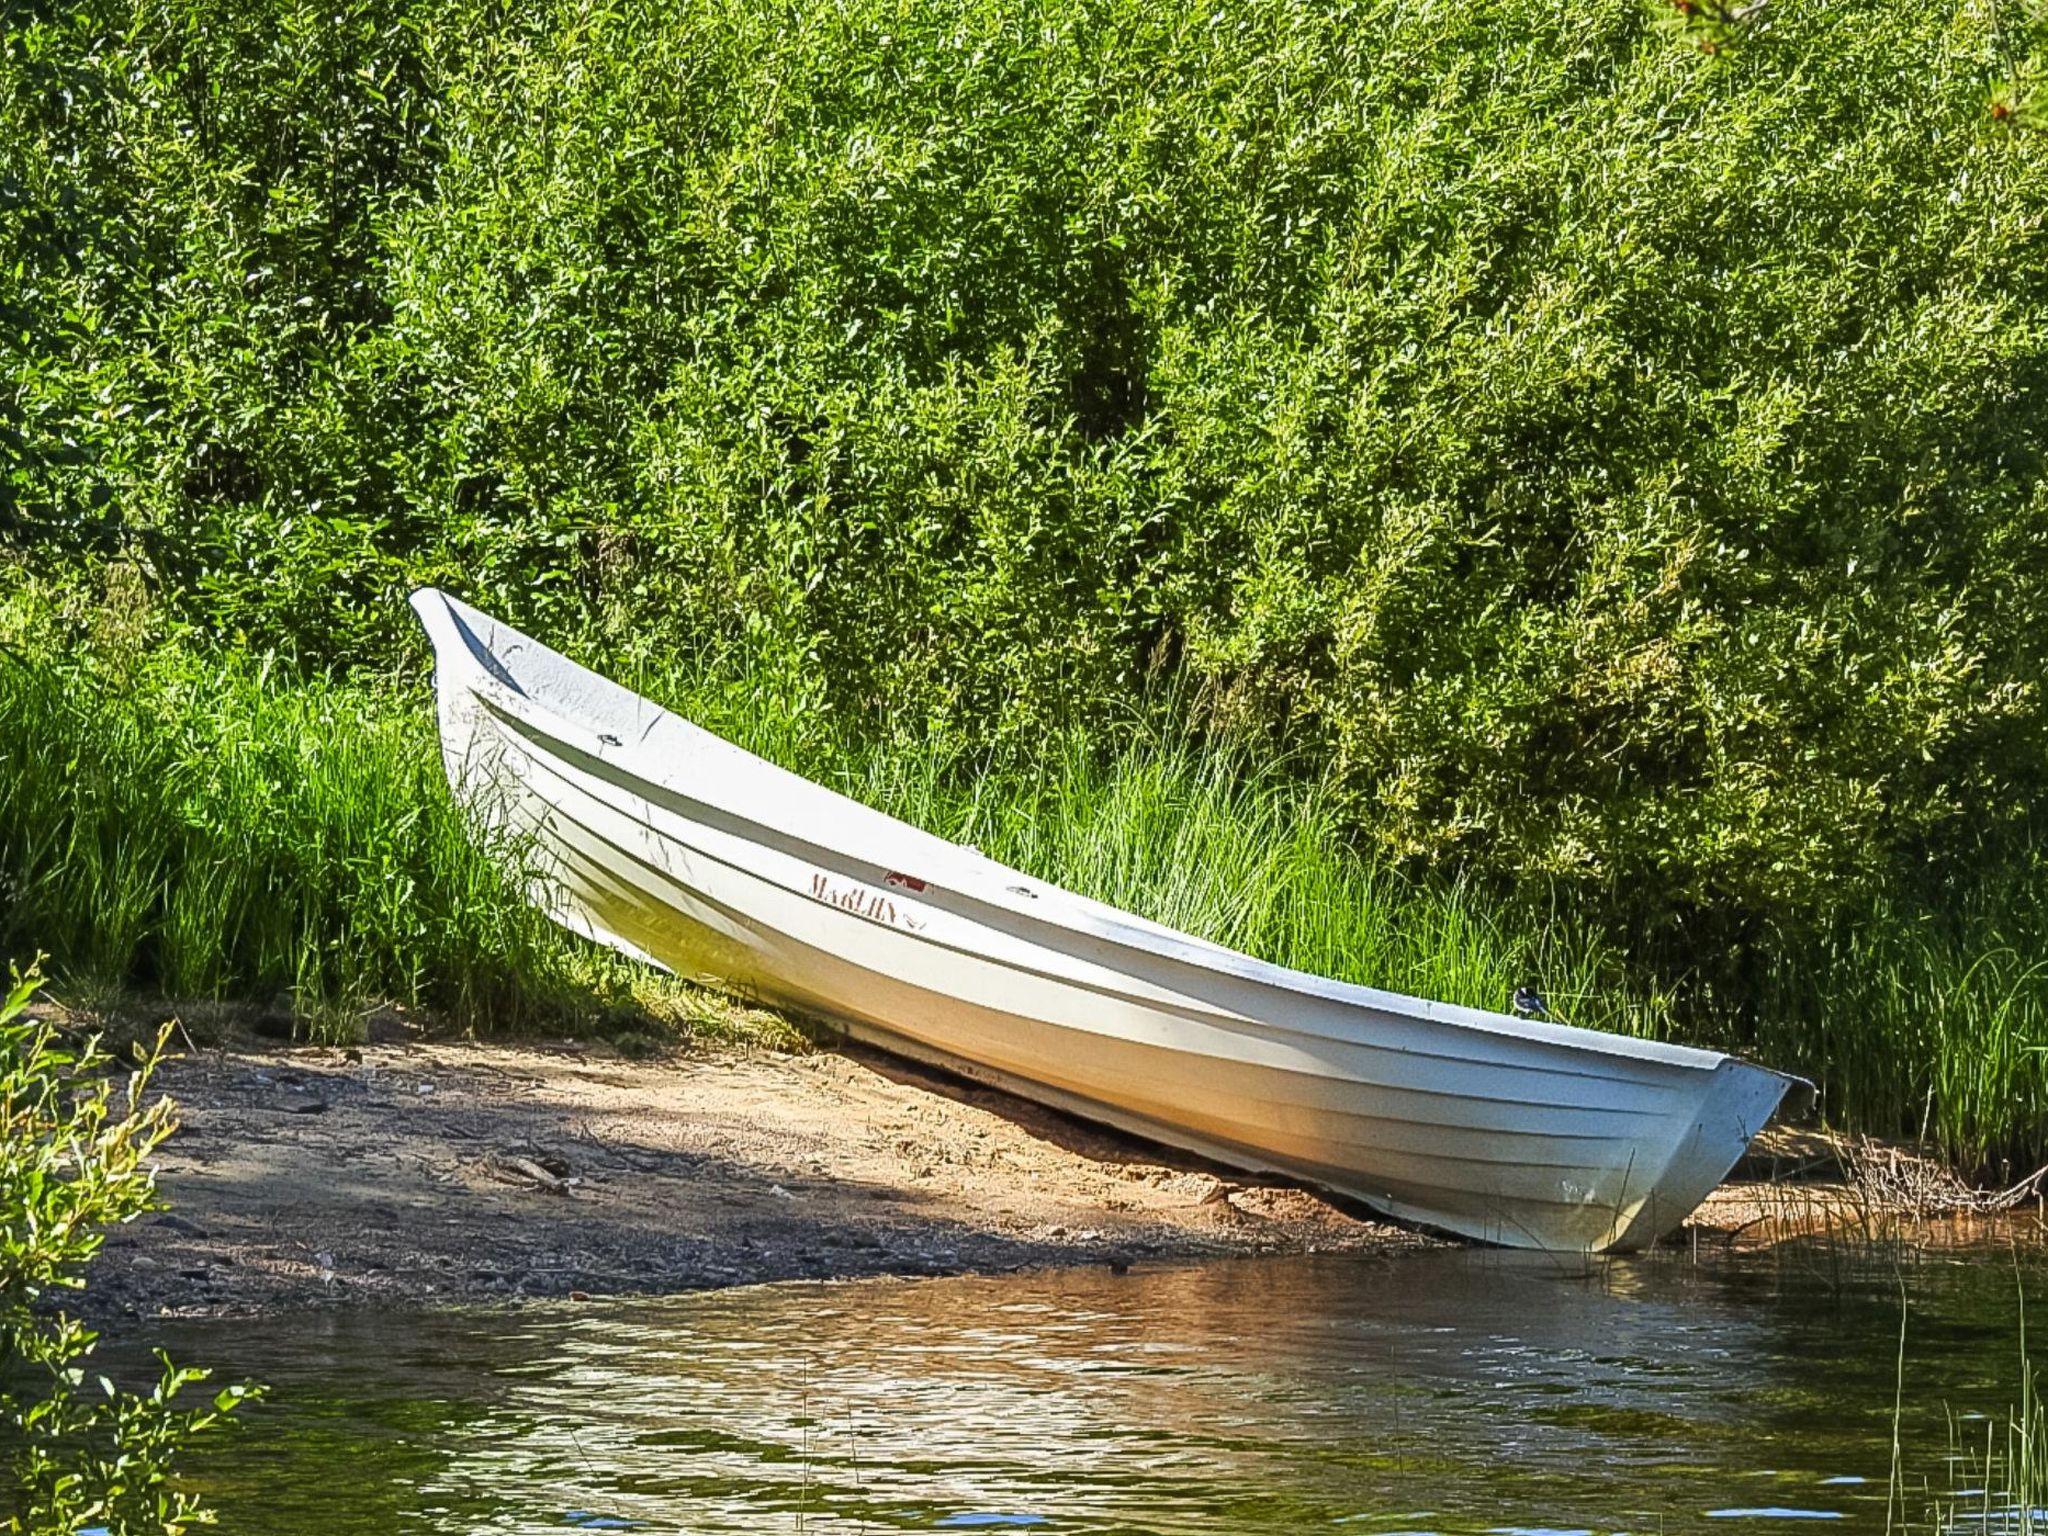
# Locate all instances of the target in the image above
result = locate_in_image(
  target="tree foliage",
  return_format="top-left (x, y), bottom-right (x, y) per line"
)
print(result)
top-left (4, 0), bottom-right (2045, 962)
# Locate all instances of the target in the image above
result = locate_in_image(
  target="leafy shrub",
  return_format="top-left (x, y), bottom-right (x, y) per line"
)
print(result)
top-left (7, 0), bottom-right (2045, 965)
top-left (0, 966), bottom-right (252, 1534)
top-left (4, 0), bottom-right (2046, 1157)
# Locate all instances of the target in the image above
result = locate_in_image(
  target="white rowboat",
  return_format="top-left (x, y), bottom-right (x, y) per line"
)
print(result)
top-left (412, 588), bottom-right (1809, 1252)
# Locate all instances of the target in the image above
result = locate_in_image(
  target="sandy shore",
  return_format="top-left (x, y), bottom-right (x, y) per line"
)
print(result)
top-left (87, 1032), bottom-right (1977, 1320)
top-left (90, 1035), bottom-right (1429, 1319)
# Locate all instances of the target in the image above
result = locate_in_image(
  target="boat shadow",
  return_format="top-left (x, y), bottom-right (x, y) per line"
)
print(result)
top-left (839, 1040), bottom-right (1313, 1189)
top-left (834, 1039), bottom-right (1446, 1239)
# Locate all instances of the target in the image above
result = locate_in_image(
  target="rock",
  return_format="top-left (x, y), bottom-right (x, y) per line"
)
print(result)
top-left (152, 1214), bottom-right (209, 1239)
top-left (252, 1010), bottom-right (296, 1041)
top-left (364, 1007), bottom-right (418, 1045)
top-left (484, 1152), bottom-right (573, 1194)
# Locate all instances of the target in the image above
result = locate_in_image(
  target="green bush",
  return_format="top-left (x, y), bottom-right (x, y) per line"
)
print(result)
top-left (4, 0), bottom-right (2045, 1157)
top-left (0, 966), bottom-right (252, 1534)
top-left (9, 0), bottom-right (2046, 955)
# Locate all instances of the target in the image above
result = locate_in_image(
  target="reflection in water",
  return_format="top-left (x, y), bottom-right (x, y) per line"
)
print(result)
top-left (129, 1247), bottom-right (2045, 1534)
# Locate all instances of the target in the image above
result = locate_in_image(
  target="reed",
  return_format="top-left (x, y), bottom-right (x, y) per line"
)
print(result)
top-left (1923, 1276), bottom-right (2048, 1536)
top-left (1754, 881), bottom-right (2048, 1175)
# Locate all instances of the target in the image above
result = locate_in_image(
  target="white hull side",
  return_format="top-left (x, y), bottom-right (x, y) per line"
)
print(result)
top-left (411, 589), bottom-right (1803, 1253)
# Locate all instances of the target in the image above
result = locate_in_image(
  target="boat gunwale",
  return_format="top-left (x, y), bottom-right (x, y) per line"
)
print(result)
top-left (486, 705), bottom-right (1716, 1112)
top-left (410, 586), bottom-right (1804, 1098)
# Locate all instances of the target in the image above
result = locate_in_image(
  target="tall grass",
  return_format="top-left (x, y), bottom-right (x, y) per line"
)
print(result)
top-left (1756, 882), bottom-right (2048, 1175)
top-left (599, 645), bottom-right (1654, 1034)
top-left (0, 578), bottom-right (1638, 1043)
top-left (0, 640), bottom-right (599, 1033)
top-left (836, 731), bottom-right (1659, 1039)
top-left (1, 577), bottom-right (2042, 1168)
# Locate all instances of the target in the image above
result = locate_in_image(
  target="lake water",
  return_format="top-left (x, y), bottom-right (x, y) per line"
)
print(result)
top-left (131, 1243), bottom-right (2046, 1534)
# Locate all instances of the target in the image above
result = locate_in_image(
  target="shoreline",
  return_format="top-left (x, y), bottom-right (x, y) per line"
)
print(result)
top-left (87, 1034), bottom-right (1427, 1321)
top-left (83, 1034), bottom-right (2034, 1322)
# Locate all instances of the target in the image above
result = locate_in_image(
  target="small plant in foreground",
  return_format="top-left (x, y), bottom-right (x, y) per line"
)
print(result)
top-left (0, 964), bottom-right (255, 1533)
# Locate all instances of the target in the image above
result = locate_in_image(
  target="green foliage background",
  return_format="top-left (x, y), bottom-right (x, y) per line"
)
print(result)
top-left (5, 0), bottom-right (2046, 1155)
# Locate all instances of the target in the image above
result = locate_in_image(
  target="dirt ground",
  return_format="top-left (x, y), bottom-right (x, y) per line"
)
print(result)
top-left (87, 1031), bottom-right (2014, 1320)
top-left (88, 1034), bottom-right (1429, 1319)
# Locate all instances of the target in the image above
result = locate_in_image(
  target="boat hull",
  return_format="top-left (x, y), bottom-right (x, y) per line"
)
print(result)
top-left (411, 589), bottom-right (1805, 1252)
